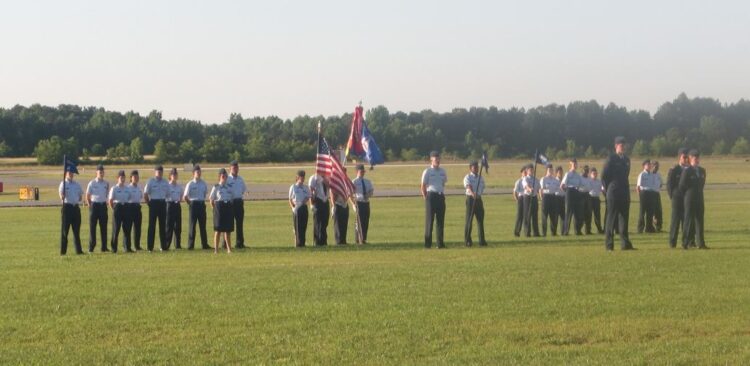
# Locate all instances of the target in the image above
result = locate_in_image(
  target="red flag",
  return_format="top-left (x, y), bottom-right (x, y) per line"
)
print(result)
top-left (345, 105), bottom-right (365, 158)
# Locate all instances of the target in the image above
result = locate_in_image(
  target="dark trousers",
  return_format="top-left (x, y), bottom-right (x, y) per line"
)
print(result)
top-left (111, 203), bottom-right (130, 252)
top-left (604, 191), bottom-right (632, 250)
top-left (312, 198), bottom-right (329, 245)
top-left (88, 202), bottom-right (108, 251)
top-left (355, 201), bottom-right (370, 243)
top-left (425, 192), bottom-right (446, 248)
top-left (464, 196), bottom-right (486, 245)
top-left (147, 200), bottom-right (167, 250)
top-left (590, 197), bottom-right (603, 233)
top-left (669, 193), bottom-right (687, 247)
top-left (638, 191), bottom-right (657, 233)
top-left (293, 205), bottom-right (308, 247)
top-left (514, 198), bottom-right (524, 236)
top-left (583, 194), bottom-right (593, 234)
top-left (683, 195), bottom-right (705, 248)
top-left (232, 199), bottom-right (245, 247)
top-left (522, 195), bottom-right (539, 237)
top-left (166, 202), bottom-right (182, 249)
top-left (333, 204), bottom-right (349, 244)
top-left (61, 204), bottom-right (82, 255)
top-left (654, 194), bottom-right (663, 231)
top-left (541, 194), bottom-right (558, 236)
top-left (188, 201), bottom-right (209, 249)
top-left (556, 196), bottom-right (566, 231)
top-left (563, 190), bottom-right (584, 235)
top-left (127, 204), bottom-right (142, 250)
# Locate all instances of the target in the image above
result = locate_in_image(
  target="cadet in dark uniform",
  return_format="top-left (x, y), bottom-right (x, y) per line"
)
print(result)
top-left (602, 136), bottom-right (634, 251)
top-left (667, 148), bottom-right (690, 247)
top-left (125, 170), bottom-right (144, 251)
top-left (210, 168), bottom-right (234, 253)
top-left (183, 165), bottom-right (210, 250)
top-left (309, 171), bottom-right (330, 246)
top-left (289, 170), bottom-right (311, 247)
top-left (352, 164), bottom-right (373, 244)
top-left (59, 166), bottom-right (84, 255)
top-left (86, 164), bottom-right (110, 252)
top-left (463, 160), bottom-right (487, 246)
top-left (331, 170), bottom-right (350, 245)
top-left (144, 165), bottom-right (168, 251)
top-left (227, 160), bottom-right (247, 249)
top-left (522, 164), bottom-right (541, 237)
top-left (512, 167), bottom-right (526, 237)
top-left (540, 165), bottom-right (560, 236)
top-left (561, 158), bottom-right (584, 236)
top-left (166, 168), bottom-right (183, 250)
top-left (679, 149), bottom-right (708, 249)
top-left (108, 170), bottom-right (131, 252)
top-left (421, 151), bottom-right (448, 248)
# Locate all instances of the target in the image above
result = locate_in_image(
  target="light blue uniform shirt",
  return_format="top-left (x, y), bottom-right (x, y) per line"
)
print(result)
top-left (183, 179), bottom-right (208, 202)
top-left (59, 179), bottom-right (83, 204)
top-left (144, 177), bottom-right (169, 200)
top-left (421, 166), bottom-right (447, 194)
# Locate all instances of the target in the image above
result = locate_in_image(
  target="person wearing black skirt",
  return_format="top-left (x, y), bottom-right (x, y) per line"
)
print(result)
top-left (210, 168), bottom-right (234, 253)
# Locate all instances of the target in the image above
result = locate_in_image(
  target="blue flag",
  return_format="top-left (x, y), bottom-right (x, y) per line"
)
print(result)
top-left (64, 156), bottom-right (79, 174)
top-left (361, 124), bottom-right (384, 166)
top-left (535, 152), bottom-right (550, 167)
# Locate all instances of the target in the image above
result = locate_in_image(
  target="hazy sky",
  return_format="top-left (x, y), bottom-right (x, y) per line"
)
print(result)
top-left (1, 0), bottom-right (748, 123)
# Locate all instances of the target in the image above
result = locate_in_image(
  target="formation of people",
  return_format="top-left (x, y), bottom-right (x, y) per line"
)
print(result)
top-left (59, 136), bottom-right (708, 255)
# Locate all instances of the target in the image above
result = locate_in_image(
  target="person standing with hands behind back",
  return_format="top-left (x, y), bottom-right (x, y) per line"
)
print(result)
top-left (679, 149), bottom-right (708, 249)
top-left (59, 164), bottom-right (84, 255)
top-left (602, 136), bottom-right (634, 251)
top-left (289, 170), bottom-right (311, 247)
top-left (210, 168), bottom-right (234, 253)
top-left (421, 151), bottom-right (447, 249)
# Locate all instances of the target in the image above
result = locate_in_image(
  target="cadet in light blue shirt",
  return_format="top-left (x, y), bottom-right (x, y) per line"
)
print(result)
top-left (420, 151), bottom-right (447, 248)
top-left (182, 165), bottom-right (210, 250)
top-left (108, 170), bottom-right (132, 252)
top-left (289, 170), bottom-right (311, 247)
top-left (227, 160), bottom-right (247, 248)
top-left (210, 168), bottom-right (234, 253)
top-left (59, 166), bottom-right (83, 255)
top-left (463, 160), bottom-right (486, 246)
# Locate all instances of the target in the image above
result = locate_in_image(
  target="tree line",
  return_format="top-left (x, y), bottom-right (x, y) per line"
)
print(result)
top-left (1, 93), bottom-right (749, 165)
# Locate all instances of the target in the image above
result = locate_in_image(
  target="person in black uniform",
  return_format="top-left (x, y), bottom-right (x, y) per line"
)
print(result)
top-left (601, 136), bottom-right (634, 251)
top-left (679, 149), bottom-right (708, 249)
top-left (666, 148), bottom-right (690, 248)
top-left (59, 165), bottom-right (84, 255)
top-left (144, 165), bottom-right (169, 251)
top-left (421, 151), bottom-right (448, 248)
top-left (85, 164), bottom-right (110, 252)
top-left (108, 170), bottom-right (131, 252)
top-left (183, 165), bottom-right (211, 250)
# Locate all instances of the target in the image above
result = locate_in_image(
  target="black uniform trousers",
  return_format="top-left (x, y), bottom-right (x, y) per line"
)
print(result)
top-left (556, 195), bottom-right (566, 232)
top-left (126, 203), bottom-right (143, 250)
top-left (166, 201), bottom-right (182, 249)
top-left (312, 197), bottom-right (329, 246)
top-left (188, 201), bottom-right (209, 249)
top-left (604, 191), bottom-right (632, 250)
top-left (425, 192), bottom-right (446, 248)
top-left (111, 203), bottom-right (130, 252)
top-left (355, 201), bottom-right (370, 243)
top-left (563, 189), bottom-right (584, 235)
top-left (333, 204), bottom-right (349, 244)
top-left (293, 205), bottom-right (308, 247)
top-left (683, 193), bottom-right (705, 248)
top-left (88, 202), bottom-right (108, 252)
top-left (513, 197), bottom-right (524, 236)
top-left (654, 193), bottom-right (663, 231)
top-left (464, 196), bottom-right (486, 245)
top-left (637, 190), bottom-right (657, 233)
top-left (522, 195), bottom-right (540, 237)
top-left (146, 199), bottom-right (167, 251)
top-left (541, 194), bottom-right (558, 236)
top-left (590, 197), bottom-right (603, 233)
top-left (232, 198), bottom-right (245, 247)
top-left (583, 194), bottom-right (593, 234)
top-left (61, 204), bottom-right (83, 255)
top-left (669, 193), bottom-right (693, 247)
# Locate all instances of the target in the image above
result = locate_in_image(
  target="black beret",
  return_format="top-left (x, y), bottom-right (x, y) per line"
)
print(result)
top-left (356, 164), bottom-right (365, 171)
top-left (569, 157), bottom-right (577, 163)
top-left (130, 170), bottom-right (139, 177)
top-left (229, 160), bottom-right (239, 167)
top-left (469, 160), bottom-right (478, 167)
top-left (590, 167), bottom-right (598, 173)
top-left (169, 168), bottom-right (178, 175)
top-left (297, 170), bottom-right (306, 177)
top-left (689, 149), bottom-right (700, 157)
top-left (678, 147), bottom-right (689, 156)
top-left (218, 168), bottom-right (227, 175)
top-left (154, 165), bottom-right (163, 171)
top-left (642, 159), bottom-right (651, 166)
top-left (614, 136), bottom-right (626, 144)
top-left (192, 164), bottom-right (201, 172)
top-left (117, 170), bottom-right (126, 177)
top-left (429, 150), bottom-right (440, 158)
top-left (96, 164), bottom-right (104, 171)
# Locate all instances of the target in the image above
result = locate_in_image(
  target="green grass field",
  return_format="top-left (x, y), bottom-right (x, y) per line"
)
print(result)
top-left (2, 187), bottom-right (750, 364)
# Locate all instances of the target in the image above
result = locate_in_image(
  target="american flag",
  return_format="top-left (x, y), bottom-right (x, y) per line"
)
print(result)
top-left (317, 134), bottom-right (354, 199)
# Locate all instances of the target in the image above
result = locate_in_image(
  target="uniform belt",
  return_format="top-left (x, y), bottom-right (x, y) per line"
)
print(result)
top-left (232, 198), bottom-right (243, 201)
top-left (150, 199), bottom-right (166, 202)
top-left (189, 199), bottom-right (205, 203)
top-left (427, 191), bottom-right (444, 196)
top-left (91, 201), bottom-right (107, 205)
top-left (63, 203), bottom-right (79, 207)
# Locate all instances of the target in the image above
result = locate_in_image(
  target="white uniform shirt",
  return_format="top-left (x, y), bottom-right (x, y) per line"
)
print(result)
top-left (421, 166), bottom-right (447, 194)
top-left (561, 171), bottom-right (584, 191)
top-left (126, 184), bottom-right (143, 204)
top-left (309, 174), bottom-right (328, 201)
top-left (227, 174), bottom-right (246, 200)
top-left (209, 183), bottom-right (233, 202)
top-left (108, 184), bottom-right (130, 203)
top-left (144, 177), bottom-right (169, 200)
top-left (463, 173), bottom-right (485, 196)
top-left (184, 179), bottom-right (208, 202)
top-left (59, 179), bottom-right (83, 204)
top-left (540, 176), bottom-right (561, 195)
top-left (514, 178), bottom-right (525, 196)
top-left (289, 183), bottom-right (311, 208)
top-left (522, 176), bottom-right (541, 196)
top-left (86, 178), bottom-right (110, 203)
top-left (352, 177), bottom-right (374, 202)
top-left (637, 171), bottom-right (660, 191)
top-left (167, 182), bottom-right (183, 203)
top-left (588, 178), bottom-right (604, 197)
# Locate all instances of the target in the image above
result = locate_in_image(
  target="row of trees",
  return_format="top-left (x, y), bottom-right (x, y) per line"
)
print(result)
top-left (1, 93), bottom-right (749, 165)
